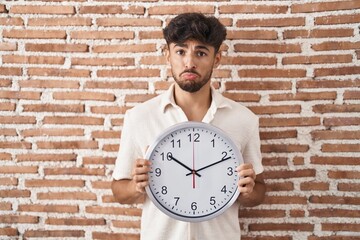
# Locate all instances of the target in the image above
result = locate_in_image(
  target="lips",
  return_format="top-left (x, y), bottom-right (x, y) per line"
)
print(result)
top-left (181, 72), bottom-right (199, 80)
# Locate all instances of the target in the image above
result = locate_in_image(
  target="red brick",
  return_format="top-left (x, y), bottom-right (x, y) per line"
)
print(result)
top-left (91, 181), bottom-right (111, 189)
top-left (71, 31), bottom-right (134, 40)
top-left (260, 117), bottom-right (320, 127)
top-left (0, 202), bottom-right (12, 210)
top-left (261, 144), bottom-right (309, 153)
top-left (91, 130), bottom-right (120, 139)
top-left (125, 94), bottom-right (157, 103)
top-left (322, 223), bottom-right (360, 232)
top-left (328, 170), bottom-right (360, 179)
top-left (112, 220), bottom-right (141, 229)
top-left (86, 206), bottom-right (141, 216)
top-left (284, 28), bottom-right (353, 39)
top-left (0, 67), bottom-right (22, 76)
top-left (311, 156), bottom-right (360, 165)
top-left (52, 92), bottom-right (115, 101)
top-left (0, 129), bottom-right (17, 136)
top-left (324, 117), bottom-right (360, 126)
top-left (234, 43), bottom-right (301, 53)
top-left (98, 69), bottom-right (160, 78)
top-left (262, 157), bottom-right (288, 166)
top-left (0, 166), bottom-right (37, 174)
top-left (10, 5), bottom-right (75, 14)
top-left (312, 130), bottom-right (360, 140)
top-left (239, 209), bottom-right (286, 218)
top-left (0, 42), bottom-right (17, 51)
top-left (239, 69), bottom-right (306, 78)
top-left (0, 177), bottom-right (17, 186)
top-left (264, 169), bottom-right (316, 179)
top-left (25, 179), bottom-right (84, 188)
top-left (43, 116), bottom-right (104, 125)
top-left (0, 215), bottom-right (38, 224)
top-left (24, 230), bottom-right (84, 238)
top-left (46, 217), bottom-right (106, 226)
top-left (17, 153), bottom-right (77, 162)
top-left (315, 66), bottom-right (360, 77)
top-left (0, 190), bottom-right (30, 198)
top-left (266, 182), bottom-right (294, 191)
top-left (309, 208), bottom-right (360, 218)
top-left (0, 91), bottom-right (40, 100)
top-left (0, 17), bottom-right (23, 26)
top-left (0, 103), bottom-right (16, 111)
top-left (312, 41), bottom-right (360, 51)
top-left (313, 104), bottom-right (360, 113)
top-left (85, 81), bottom-right (147, 90)
top-left (290, 209), bottom-right (305, 217)
top-left (344, 90), bottom-right (360, 100)
top-left (309, 195), bottom-right (360, 205)
top-left (297, 79), bottom-right (360, 89)
top-left (222, 92), bottom-right (261, 102)
top-left (251, 105), bottom-right (301, 115)
top-left (0, 79), bottom-right (12, 87)
top-left (260, 130), bottom-right (298, 140)
top-left (264, 196), bottom-right (308, 205)
top-left (102, 144), bottom-right (119, 152)
top-left (23, 104), bottom-right (84, 113)
top-left (38, 191), bottom-right (97, 200)
top-left (0, 152), bottom-right (13, 160)
top-left (79, 5), bottom-right (123, 14)
top-left (322, 144), bottom-right (360, 152)
top-left (0, 4), bottom-right (7, 13)
top-left (292, 0), bottom-right (360, 13)
top-left (2, 55), bottom-right (65, 65)
top-left (249, 223), bottom-right (314, 232)
top-left (28, 17), bottom-right (91, 26)
top-left (19, 79), bottom-right (79, 89)
top-left (283, 54), bottom-right (352, 65)
top-left (338, 183), bottom-right (360, 192)
top-left (93, 44), bottom-right (156, 53)
top-left (44, 167), bottom-right (105, 176)
top-left (139, 30), bottom-right (163, 40)
top-left (92, 232), bottom-right (139, 240)
top-left (26, 43), bottom-right (88, 52)
top-left (225, 81), bottom-right (291, 90)
top-left (316, 13), bottom-right (360, 25)
top-left (0, 116), bottom-right (36, 124)
top-left (0, 142), bottom-right (32, 149)
top-left (149, 5), bottom-right (214, 15)
top-left (97, 17), bottom-right (161, 27)
top-left (237, 17), bottom-right (305, 27)
top-left (228, 30), bottom-right (277, 40)
top-left (220, 4), bottom-right (288, 14)
top-left (83, 157), bottom-right (116, 165)
top-left (3, 29), bottom-right (66, 39)
top-left (0, 228), bottom-right (18, 236)
top-left (21, 128), bottom-right (84, 137)
top-left (72, 57), bottom-right (134, 67)
top-left (270, 92), bottom-right (337, 101)
top-left (37, 141), bottom-right (98, 149)
top-left (221, 56), bottom-right (276, 65)
top-left (90, 106), bottom-right (128, 114)
top-left (28, 68), bottom-right (90, 77)
top-left (300, 182), bottom-right (329, 191)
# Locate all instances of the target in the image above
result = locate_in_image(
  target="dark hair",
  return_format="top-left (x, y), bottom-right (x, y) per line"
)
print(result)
top-left (163, 12), bottom-right (227, 53)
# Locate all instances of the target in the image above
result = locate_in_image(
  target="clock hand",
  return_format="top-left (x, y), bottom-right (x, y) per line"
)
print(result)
top-left (186, 156), bottom-right (232, 176)
top-left (168, 155), bottom-right (201, 177)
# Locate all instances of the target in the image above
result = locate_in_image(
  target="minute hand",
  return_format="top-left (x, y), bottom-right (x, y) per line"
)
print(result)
top-left (169, 155), bottom-right (201, 177)
top-left (186, 156), bottom-right (232, 176)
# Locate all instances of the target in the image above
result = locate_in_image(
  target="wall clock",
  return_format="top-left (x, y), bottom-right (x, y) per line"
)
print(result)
top-left (145, 121), bottom-right (243, 222)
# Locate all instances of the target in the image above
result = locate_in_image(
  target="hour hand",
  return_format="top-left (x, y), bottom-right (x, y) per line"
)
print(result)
top-left (168, 154), bottom-right (201, 177)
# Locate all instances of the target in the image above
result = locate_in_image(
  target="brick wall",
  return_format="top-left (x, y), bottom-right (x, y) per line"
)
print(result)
top-left (0, 0), bottom-right (359, 239)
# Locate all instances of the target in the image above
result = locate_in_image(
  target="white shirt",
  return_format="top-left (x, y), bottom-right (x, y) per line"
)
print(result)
top-left (113, 84), bottom-right (264, 240)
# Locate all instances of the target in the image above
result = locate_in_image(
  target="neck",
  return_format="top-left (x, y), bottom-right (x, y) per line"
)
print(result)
top-left (174, 82), bottom-right (212, 121)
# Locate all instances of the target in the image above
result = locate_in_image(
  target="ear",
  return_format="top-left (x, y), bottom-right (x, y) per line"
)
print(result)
top-left (213, 51), bottom-right (222, 68)
top-left (164, 45), bottom-right (170, 65)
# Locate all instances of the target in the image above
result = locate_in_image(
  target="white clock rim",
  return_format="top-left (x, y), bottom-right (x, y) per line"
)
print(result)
top-left (145, 121), bottom-right (243, 223)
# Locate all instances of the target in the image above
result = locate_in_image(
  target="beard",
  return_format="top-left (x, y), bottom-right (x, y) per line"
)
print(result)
top-left (173, 69), bottom-right (213, 93)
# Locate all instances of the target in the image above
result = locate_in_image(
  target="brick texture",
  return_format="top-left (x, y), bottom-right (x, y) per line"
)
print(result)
top-left (0, 1), bottom-right (359, 240)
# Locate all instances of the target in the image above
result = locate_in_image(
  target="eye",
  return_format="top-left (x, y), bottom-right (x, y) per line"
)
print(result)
top-left (176, 49), bottom-right (185, 55)
top-left (197, 51), bottom-right (207, 57)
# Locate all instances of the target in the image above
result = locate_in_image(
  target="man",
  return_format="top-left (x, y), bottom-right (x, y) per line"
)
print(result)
top-left (112, 13), bottom-right (266, 240)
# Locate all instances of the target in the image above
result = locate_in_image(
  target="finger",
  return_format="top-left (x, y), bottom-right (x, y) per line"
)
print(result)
top-left (135, 181), bottom-right (148, 193)
top-left (238, 168), bottom-right (256, 179)
top-left (238, 177), bottom-right (255, 193)
top-left (236, 163), bottom-right (253, 171)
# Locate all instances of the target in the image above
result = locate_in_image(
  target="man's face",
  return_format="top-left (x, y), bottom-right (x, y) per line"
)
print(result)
top-left (166, 40), bottom-right (221, 93)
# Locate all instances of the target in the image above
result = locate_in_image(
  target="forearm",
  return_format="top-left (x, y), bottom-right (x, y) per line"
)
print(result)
top-left (111, 179), bottom-right (146, 204)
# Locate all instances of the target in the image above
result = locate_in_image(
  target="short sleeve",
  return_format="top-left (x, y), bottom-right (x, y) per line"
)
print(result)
top-left (112, 111), bottom-right (142, 180)
top-left (242, 118), bottom-right (264, 175)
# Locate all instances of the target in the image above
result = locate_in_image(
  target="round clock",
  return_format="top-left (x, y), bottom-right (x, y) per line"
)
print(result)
top-left (145, 121), bottom-right (243, 222)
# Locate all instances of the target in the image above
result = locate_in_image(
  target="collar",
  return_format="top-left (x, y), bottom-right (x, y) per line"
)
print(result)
top-left (160, 83), bottom-right (232, 114)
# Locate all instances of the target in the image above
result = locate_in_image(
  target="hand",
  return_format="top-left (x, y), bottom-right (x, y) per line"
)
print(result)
top-left (186, 156), bottom-right (231, 176)
top-left (236, 163), bottom-right (256, 195)
top-left (168, 154), bottom-right (201, 177)
top-left (132, 159), bottom-right (151, 193)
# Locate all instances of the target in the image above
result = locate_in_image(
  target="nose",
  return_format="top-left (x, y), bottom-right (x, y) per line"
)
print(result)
top-left (184, 54), bottom-right (196, 69)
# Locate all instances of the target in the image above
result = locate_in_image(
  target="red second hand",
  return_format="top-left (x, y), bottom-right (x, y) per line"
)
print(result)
top-left (192, 137), bottom-right (195, 189)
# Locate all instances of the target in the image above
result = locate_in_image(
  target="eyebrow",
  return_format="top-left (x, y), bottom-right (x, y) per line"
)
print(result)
top-left (174, 43), bottom-right (210, 52)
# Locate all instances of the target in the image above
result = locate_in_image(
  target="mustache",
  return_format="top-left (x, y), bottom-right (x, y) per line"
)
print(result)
top-left (181, 69), bottom-right (200, 76)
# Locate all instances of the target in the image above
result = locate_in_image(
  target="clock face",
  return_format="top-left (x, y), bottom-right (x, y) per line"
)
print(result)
top-left (145, 121), bottom-right (243, 222)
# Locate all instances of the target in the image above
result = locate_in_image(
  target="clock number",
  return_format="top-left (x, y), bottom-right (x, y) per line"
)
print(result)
top-left (221, 151), bottom-right (228, 160)
top-left (166, 152), bottom-right (173, 161)
top-left (171, 139), bottom-right (181, 148)
top-left (210, 196), bottom-right (216, 205)
top-left (221, 185), bottom-right (227, 194)
top-left (211, 139), bottom-right (215, 148)
top-left (174, 197), bottom-right (180, 206)
top-left (227, 167), bottom-right (233, 176)
top-left (155, 168), bottom-right (161, 177)
top-left (191, 202), bottom-right (197, 211)
top-left (161, 186), bottom-right (168, 195)
top-left (188, 133), bottom-right (200, 142)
